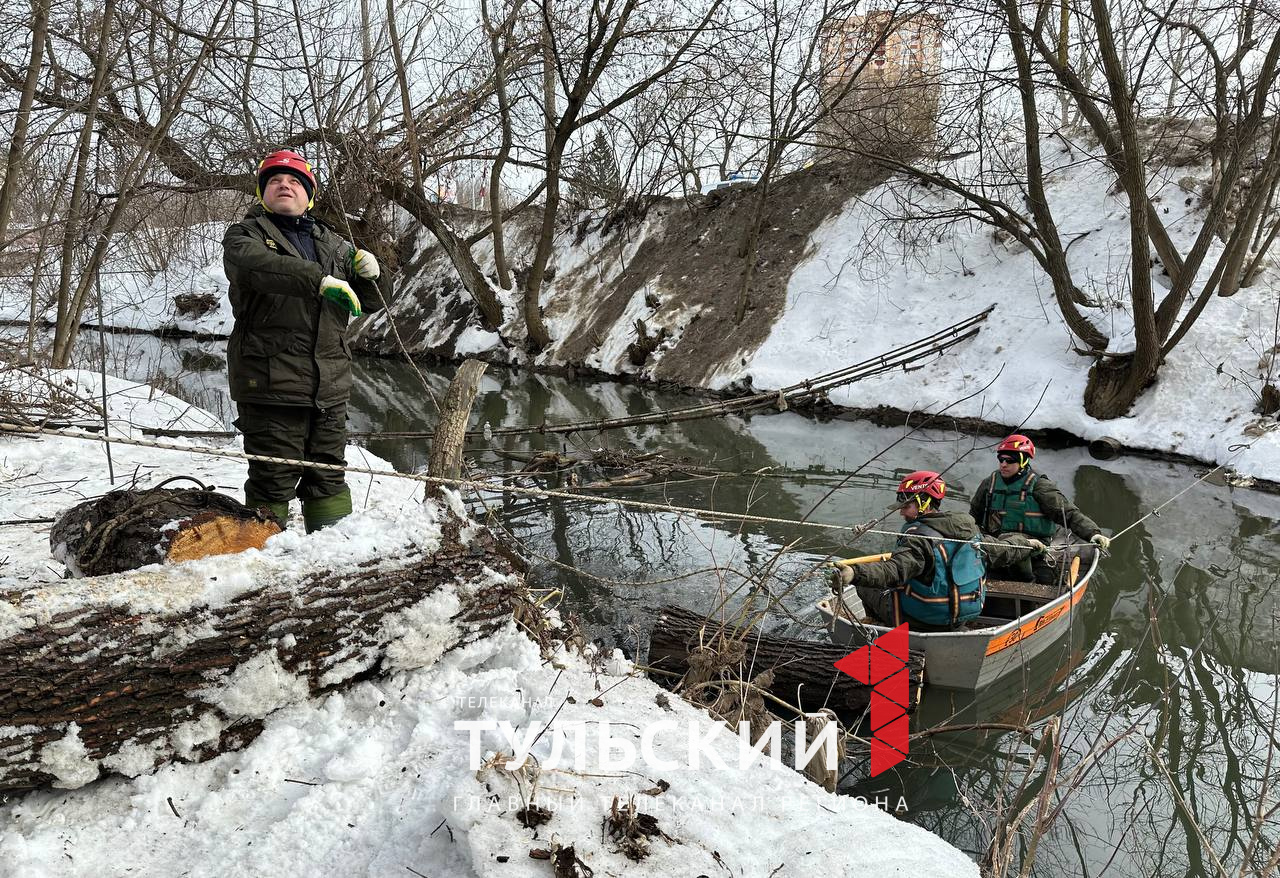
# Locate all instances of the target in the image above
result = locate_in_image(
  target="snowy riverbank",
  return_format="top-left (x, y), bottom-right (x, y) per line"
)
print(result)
top-left (360, 151), bottom-right (1280, 480)
top-left (0, 373), bottom-right (977, 877)
top-left (6, 151), bottom-right (1278, 483)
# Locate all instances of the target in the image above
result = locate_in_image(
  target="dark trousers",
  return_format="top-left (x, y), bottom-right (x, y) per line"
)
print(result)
top-left (855, 584), bottom-right (957, 632)
top-left (988, 554), bottom-right (1061, 585)
top-left (234, 401), bottom-right (348, 503)
top-left (856, 583), bottom-right (901, 626)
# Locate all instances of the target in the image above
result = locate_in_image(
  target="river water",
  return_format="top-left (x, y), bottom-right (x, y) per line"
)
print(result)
top-left (55, 332), bottom-right (1280, 876)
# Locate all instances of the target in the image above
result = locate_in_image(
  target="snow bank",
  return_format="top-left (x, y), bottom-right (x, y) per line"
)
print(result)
top-left (0, 627), bottom-right (976, 878)
top-left (0, 368), bottom-right (423, 583)
top-left (737, 154), bottom-right (1280, 478)
top-left (0, 367), bottom-right (225, 435)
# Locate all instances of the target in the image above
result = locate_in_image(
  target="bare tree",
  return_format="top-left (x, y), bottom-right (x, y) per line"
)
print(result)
top-left (0, 0), bottom-right (50, 253)
top-left (518, 0), bottom-right (728, 350)
top-left (822, 0), bottom-right (1280, 419)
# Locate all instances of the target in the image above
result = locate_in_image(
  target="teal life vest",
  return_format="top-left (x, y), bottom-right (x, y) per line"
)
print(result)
top-left (981, 469), bottom-right (1056, 538)
top-left (898, 522), bottom-right (986, 626)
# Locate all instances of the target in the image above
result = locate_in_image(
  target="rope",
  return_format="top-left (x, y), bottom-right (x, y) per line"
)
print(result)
top-left (1107, 451), bottom-right (1250, 541)
top-left (1, 419), bottom-right (1100, 549)
top-left (7, 419), bottom-right (1249, 553)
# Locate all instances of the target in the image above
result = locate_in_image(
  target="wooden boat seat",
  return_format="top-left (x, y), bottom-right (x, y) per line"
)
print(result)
top-left (986, 579), bottom-right (1063, 602)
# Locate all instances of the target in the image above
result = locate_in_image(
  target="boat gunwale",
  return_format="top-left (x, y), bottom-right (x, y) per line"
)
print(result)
top-left (820, 548), bottom-right (1101, 644)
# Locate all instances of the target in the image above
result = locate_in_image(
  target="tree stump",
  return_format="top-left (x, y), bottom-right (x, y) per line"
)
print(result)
top-left (428, 358), bottom-right (487, 484)
top-left (0, 504), bottom-right (523, 792)
top-left (49, 485), bottom-right (282, 577)
top-left (647, 605), bottom-right (924, 714)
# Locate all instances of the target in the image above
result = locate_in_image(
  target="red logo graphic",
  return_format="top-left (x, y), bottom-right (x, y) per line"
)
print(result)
top-left (833, 624), bottom-right (909, 776)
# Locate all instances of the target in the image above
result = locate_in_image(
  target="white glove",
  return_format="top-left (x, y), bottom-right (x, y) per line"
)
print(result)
top-left (351, 248), bottom-right (380, 279)
top-left (1090, 533), bottom-right (1111, 550)
top-left (1026, 538), bottom-right (1047, 555)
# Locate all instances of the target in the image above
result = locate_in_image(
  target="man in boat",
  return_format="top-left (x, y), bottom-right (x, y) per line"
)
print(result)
top-left (969, 434), bottom-right (1110, 584)
top-left (832, 471), bottom-right (1043, 630)
top-left (222, 149), bottom-right (387, 532)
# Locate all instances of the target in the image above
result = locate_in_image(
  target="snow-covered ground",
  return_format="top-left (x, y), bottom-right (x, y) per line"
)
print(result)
top-left (0, 375), bottom-right (977, 877)
top-left (741, 154), bottom-right (1280, 481)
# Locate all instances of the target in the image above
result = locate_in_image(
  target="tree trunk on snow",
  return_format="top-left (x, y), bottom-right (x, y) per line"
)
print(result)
top-left (518, 11), bottom-right (560, 353)
top-left (522, 117), bottom-right (561, 352)
top-left (482, 0), bottom-right (521, 291)
top-left (1080, 0), bottom-right (1162, 420)
top-left (1002, 0), bottom-right (1108, 351)
top-left (50, 486), bottom-right (282, 577)
top-left (1083, 354), bottom-right (1157, 420)
top-left (428, 358), bottom-right (487, 484)
top-left (647, 605), bottom-right (924, 714)
top-left (0, 509), bottom-right (522, 792)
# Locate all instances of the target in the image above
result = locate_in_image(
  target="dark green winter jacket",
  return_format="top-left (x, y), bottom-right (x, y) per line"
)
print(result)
top-left (969, 468), bottom-right (1101, 541)
top-left (853, 510), bottom-right (1039, 592)
top-left (222, 206), bottom-right (386, 409)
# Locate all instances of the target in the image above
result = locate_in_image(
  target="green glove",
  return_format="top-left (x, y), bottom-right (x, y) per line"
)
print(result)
top-left (320, 274), bottom-right (362, 317)
top-left (349, 248), bottom-right (380, 279)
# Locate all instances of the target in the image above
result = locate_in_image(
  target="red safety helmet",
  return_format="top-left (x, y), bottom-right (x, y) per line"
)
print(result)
top-left (997, 434), bottom-right (1036, 458)
top-left (256, 149), bottom-right (317, 208)
top-left (895, 470), bottom-right (946, 511)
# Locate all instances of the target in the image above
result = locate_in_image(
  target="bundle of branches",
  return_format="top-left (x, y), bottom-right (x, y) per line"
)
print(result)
top-left (491, 446), bottom-right (718, 490)
top-left (647, 604), bottom-right (924, 716)
top-left (0, 505), bottom-right (525, 793)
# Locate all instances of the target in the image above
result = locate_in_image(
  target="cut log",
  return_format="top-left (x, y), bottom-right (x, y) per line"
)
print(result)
top-left (49, 485), bottom-right (281, 577)
top-left (0, 503), bottom-right (523, 792)
top-left (647, 605), bottom-right (924, 714)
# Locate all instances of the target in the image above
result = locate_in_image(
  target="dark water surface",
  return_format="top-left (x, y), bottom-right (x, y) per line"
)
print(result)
top-left (64, 333), bottom-right (1280, 877)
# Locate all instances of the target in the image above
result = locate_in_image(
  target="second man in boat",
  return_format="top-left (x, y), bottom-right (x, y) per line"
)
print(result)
top-left (969, 434), bottom-right (1110, 584)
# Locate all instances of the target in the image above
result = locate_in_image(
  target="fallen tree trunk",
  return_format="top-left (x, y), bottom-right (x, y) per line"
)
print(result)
top-left (0, 503), bottom-right (523, 793)
top-left (647, 605), bottom-right (924, 714)
top-left (49, 483), bottom-right (282, 576)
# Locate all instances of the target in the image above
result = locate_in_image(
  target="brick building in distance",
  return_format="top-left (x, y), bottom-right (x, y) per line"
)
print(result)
top-left (818, 10), bottom-right (944, 160)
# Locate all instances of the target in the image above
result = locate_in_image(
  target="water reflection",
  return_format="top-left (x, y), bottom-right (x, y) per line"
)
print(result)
top-left (40, 332), bottom-right (1280, 877)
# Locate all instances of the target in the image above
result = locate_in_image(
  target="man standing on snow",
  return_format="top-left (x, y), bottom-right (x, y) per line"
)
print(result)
top-left (969, 434), bottom-right (1110, 583)
top-left (222, 149), bottom-right (386, 532)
